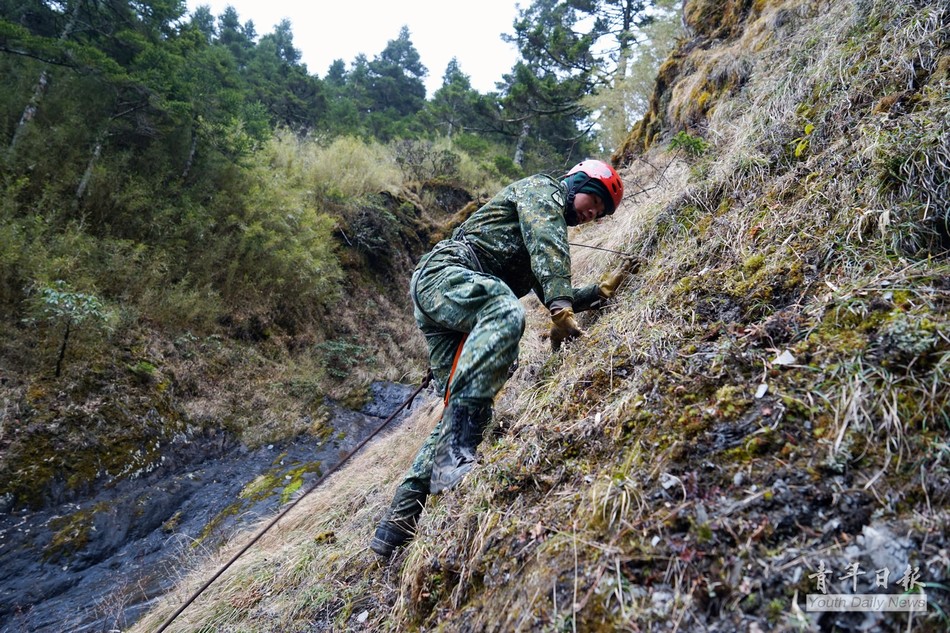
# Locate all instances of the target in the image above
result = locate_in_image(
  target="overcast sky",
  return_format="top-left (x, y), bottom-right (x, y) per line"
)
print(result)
top-left (184, 1), bottom-right (523, 96)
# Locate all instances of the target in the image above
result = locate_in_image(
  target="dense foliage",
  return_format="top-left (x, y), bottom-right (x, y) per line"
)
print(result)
top-left (0, 0), bottom-right (678, 517)
top-left (0, 1), bottom-right (676, 338)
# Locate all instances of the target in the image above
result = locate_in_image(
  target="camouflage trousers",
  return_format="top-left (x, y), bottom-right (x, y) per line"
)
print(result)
top-left (397, 241), bottom-right (525, 496)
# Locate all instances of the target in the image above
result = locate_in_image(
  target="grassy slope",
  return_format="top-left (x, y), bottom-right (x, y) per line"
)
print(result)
top-left (133, 0), bottom-right (949, 631)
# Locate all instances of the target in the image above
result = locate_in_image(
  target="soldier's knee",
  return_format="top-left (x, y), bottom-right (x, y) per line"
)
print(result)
top-left (494, 297), bottom-right (525, 335)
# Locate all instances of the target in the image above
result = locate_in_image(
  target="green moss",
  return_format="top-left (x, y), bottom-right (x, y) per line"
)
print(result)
top-left (162, 510), bottom-right (183, 533)
top-left (129, 359), bottom-right (157, 377)
top-left (742, 253), bottom-right (765, 274)
top-left (680, 408), bottom-right (709, 438)
top-left (724, 253), bottom-right (805, 317)
top-left (0, 370), bottom-right (191, 510)
top-left (313, 530), bottom-right (336, 544)
top-left (766, 598), bottom-right (786, 623)
top-left (673, 275), bottom-right (702, 296)
top-left (339, 383), bottom-right (371, 410)
top-left (43, 501), bottom-right (110, 562)
top-left (195, 501), bottom-right (242, 546)
top-left (281, 462), bottom-right (322, 503)
top-left (197, 460), bottom-right (323, 545)
top-left (720, 428), bottom-right (780, 464)
top-left (694, 521), bottom-right (714, 544)
top-left (241, 472), bottom-right (282, 500)
top-left (714, 385), bottom-right (751, 420)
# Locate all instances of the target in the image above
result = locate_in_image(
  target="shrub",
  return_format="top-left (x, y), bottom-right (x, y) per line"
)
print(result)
top-left (669, 130), bottom-right (710, 157)
top-left (194, 138), bottom-right (345, 327)
top-left (269, 132), bottom-right (402, 199)
top-left (391, 139), bottom-right (461, 183)
top-left (346, 196), bottom-right (401, 264)
top-left (315, 337), bottom-right (374, 379)
top-left (492, 155), bottom-right (523, 180)
top-left (26, 280), bottom-right (110, 377)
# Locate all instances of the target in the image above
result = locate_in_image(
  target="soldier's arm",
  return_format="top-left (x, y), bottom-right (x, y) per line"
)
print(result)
top-left (516, 176), bottom-right (573, 307)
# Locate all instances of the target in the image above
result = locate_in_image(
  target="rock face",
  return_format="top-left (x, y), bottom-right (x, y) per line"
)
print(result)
top-left (0, 381), bottom-right (417, 633)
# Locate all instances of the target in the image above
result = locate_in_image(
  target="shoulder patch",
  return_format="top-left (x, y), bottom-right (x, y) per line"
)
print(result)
top-left (551, 189), bottom-right (565, 206)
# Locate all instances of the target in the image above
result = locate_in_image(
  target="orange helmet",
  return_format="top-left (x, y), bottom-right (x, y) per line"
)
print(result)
top-left (565, 159), bottom-right (624, 215)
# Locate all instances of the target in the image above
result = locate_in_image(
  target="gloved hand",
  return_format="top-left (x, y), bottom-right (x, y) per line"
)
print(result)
top-left (597, 257), bottom-right (641, 300)
top-left (550, 307), bottom-right (584, 351)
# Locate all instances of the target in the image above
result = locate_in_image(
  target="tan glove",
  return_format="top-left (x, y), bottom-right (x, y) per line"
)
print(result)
top-left (550, 308), bottom-right (584, 351)
top-left (597, 257), bottom-right (641, 300)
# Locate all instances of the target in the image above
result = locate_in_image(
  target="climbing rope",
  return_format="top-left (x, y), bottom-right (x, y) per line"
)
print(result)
top-left (155, 377), bottom-right (430, 632)
top-left (568, 242), bottom-right (637, 258)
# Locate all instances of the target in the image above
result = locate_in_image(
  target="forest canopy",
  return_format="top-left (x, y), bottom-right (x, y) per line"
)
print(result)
top-left (0, 0), bottom-right (680, 338)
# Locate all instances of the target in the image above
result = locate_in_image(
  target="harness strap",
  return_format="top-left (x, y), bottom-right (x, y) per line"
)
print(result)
top-left (444, 334), bottom-right (468, 406)
top-left (410, 236), bottom-right (483, 328)
top-left (410, 235), bottom-right (481, 405)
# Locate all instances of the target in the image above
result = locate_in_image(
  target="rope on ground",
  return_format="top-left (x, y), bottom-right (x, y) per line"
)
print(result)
top-left (155, 378), bottom-right (430, 633)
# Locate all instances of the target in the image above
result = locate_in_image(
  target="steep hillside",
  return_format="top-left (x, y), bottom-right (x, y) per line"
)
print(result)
top-left (132, 0), bottom-right (948, 631)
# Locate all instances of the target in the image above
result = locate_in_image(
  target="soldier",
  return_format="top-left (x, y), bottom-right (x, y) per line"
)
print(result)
top-left (371, 159), bottom-right (630, 558)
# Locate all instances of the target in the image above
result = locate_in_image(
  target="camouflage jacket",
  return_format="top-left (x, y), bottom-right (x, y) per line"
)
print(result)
top-left (422, 173), bottom-right (600, 310)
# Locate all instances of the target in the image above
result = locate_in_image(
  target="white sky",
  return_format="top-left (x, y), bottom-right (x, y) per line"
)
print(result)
top-left (184, 1), bottom-right (523, 96)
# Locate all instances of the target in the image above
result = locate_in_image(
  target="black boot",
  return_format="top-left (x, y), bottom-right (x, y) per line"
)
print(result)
top-left (430, 402), bottom-right (492, 494)
top-left (370, 485), bottom-right (427, 558)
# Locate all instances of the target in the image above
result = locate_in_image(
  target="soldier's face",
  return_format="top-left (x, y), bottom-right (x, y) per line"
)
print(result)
top-left (573, 192), bottom-right (605, 224)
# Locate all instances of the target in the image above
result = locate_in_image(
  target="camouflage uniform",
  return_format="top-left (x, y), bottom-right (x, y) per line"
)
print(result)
top-left (396, 173), bottom-right (603, 496)
top-left (373, 162), bottom-right (626, 556)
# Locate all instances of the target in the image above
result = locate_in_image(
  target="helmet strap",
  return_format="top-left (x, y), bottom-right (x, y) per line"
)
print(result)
top-left (563, 173), bottom-right (593, 226)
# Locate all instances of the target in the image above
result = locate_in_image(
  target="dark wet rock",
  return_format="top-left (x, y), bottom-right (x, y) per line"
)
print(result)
top-left (0, 381), bottom-right (418, 633)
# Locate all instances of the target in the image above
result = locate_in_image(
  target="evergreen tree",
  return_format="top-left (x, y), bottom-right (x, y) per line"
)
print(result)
top-left (324, 58), bottom-right (347, 87)
top-left (321, 58), bottom-right (360, 136)
top-left (189, 5), bottom-right (216, 43)
top-left (217, 5), bottom-right (254, 68)
top-left (496, 0), bottom-right (603, 167)
top-left (425, 58), bottom-right (482, 138)
top-left (247, 20), bottom-right (326, 130)
top-left (583, 0), bottom-right (682, 152)
top-left (509, 0), bottom-right (659, 86)
top-left (350, 26), bottom-right (427, 140)
top-left (500, 0), bottom-right (663, 160)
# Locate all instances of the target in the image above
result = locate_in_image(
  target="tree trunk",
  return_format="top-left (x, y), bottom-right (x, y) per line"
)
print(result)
top-left (7, 71), bottom-right (50, 156)
top-left (513, 121), bottom-right (531, 168)
top-left (7, 2), bottom-right (81, 157)
top-left (181, 129), bottom-right (199, 179)
top-left (55, 320), bottom-right (71, 378)
top-left (75, 101), bottom-right (148, 204)
top-left (75, 133), bottom-right (105, 204)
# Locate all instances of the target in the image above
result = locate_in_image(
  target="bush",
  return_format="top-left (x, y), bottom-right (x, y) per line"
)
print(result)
top-left (191, 137), bottom-right (345, 327)
top-left (346, 196), bottom-right (401, 264)
top-left (669, 130), bottom-right (710, 157)
top-left (391, 139), bottom-right (461, 183)
top-left (269, 132), bottom-right (402, 199)
top-left (492, 155), bottom-right (524, 180)
top-left (315, 337), bottom-right (374, 379)
top-left (26, 280), bottom-right (111, 377)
